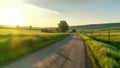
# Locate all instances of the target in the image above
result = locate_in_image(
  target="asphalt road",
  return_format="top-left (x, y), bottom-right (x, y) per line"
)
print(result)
top-left (3, 34), bottom-right (88, 68)
top-left (36, 35), bottom-right (88, 68)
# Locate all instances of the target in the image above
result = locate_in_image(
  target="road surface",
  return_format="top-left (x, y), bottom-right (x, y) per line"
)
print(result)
top-left (3, 34), bottom-right (88, 68)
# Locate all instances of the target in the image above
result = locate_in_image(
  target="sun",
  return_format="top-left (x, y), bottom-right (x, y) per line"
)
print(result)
top-left (0, 8), bottom-right (24, 26)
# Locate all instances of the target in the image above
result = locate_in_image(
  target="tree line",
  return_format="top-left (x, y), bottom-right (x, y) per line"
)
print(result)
top-left (16, 20), bottom-right (75, 33)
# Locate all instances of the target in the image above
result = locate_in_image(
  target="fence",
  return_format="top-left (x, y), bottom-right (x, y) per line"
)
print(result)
top-left (80, 29), bottom-right (120, 42)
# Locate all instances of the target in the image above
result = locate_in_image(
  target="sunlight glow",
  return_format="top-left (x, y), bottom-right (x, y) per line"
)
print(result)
top-left (0, 0), bottom-right (62, 27)
top-left (0, 8), bottom-right (24, 26)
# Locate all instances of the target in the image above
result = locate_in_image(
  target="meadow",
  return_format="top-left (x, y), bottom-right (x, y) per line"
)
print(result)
top-left (80, 35), bottom-right (120, 68)
top-left (80, 30), bottom-right (120, 68)
top-left (0, 29), bottom-right (69, 66)
top-left (87, 30), bottom-right (120, 41)
top-left (85, 30), bottom-right (120, 48)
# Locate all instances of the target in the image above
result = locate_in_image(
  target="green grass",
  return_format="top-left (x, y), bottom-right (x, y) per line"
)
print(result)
top-left (80, 34), bottom-right (120, 68)
top-left (86, 30), bottom-right (120, 42)
top-left (0, 29), bottom-right (44, 34)
top-left (85, 30), bottom-right (120, 49)
top-left (0, 29), bottom-right (69, 66)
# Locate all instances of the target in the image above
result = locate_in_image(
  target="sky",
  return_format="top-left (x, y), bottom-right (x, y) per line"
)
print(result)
top-left (0, 0), bottom-right (120, 27)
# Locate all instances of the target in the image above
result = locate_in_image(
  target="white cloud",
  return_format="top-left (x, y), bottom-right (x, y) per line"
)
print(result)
top-left (0, 0), bottom-right (62, 15)
top-left (22, 3), bottom-right (62, 15)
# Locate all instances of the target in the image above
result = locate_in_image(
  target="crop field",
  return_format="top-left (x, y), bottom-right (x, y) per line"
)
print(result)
top-left (80, 34), bottom-right (120, 68)
top-left (0, 29), bottom-right (69, 66)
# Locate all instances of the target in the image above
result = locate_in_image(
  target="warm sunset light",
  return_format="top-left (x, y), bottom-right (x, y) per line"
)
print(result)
top-left (0, 0), bottom-right (119, 68)
top-left (0, 8), bottom-right (24, 26)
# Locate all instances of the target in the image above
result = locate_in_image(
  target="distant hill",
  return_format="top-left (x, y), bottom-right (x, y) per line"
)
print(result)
top-left (0, 23), bottom-right (120, 30)
top-left (0, 24), bottom-right (56, 30)
top-left (70, 23), bottom-right (120, 30)
top-left (0, 25), bottom-right (41, 29)
top-left (0, 25), bottom-right (15, 29)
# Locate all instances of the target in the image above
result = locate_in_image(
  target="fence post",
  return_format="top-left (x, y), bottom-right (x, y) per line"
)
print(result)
top-left (108, 29), bottom-right (110, 41)
top-left (91, 30), bottom-right (92, 36)
top-left (79, 29), bottom-right (80, 34)
top-left (91, 29), bottom-right (94, 37)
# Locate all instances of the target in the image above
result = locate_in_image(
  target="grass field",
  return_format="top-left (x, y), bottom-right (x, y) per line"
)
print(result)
top-left (86, 30), bottom-right (120, 41)
top-left (80, 29), bottom-right (120, 68)
top-left (80, 34), bottom-right (120, 68)
top-left (0, 29), bottom-right (69, 66)
top-left (85, 30), bottom-right (120, 48)
top-left (0, 29), bottom-right (43, 34)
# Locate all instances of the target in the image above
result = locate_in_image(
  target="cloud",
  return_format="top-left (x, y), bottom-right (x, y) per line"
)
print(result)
top-left (0, 0), bottom-right (62, 15)
top-left (24, 3), bottom-right (62, 15)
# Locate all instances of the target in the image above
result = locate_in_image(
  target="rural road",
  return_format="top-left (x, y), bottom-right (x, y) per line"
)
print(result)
top-left (3, 34), bottom-right (88, 68)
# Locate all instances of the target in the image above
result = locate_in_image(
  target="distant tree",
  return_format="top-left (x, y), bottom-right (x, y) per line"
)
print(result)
top-left (58, 20), bottom-right (69, 32)
top-left (41, 28), bottom-right (49, 32)
top-left (71, 29), bottom-right (76, 33)
top-left (56, 28), bottom-right (59, 32)
top-left (29, 26), bottom-right (32, 29)
top-left (16, 25), bottom-right (19, 29)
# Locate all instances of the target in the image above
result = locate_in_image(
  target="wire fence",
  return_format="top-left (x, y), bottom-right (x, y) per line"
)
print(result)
top-left (80, 29), bottom-right (120, 42)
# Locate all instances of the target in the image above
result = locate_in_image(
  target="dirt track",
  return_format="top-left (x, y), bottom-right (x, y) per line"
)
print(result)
top-left (3, 34), bottom-right (88, 68)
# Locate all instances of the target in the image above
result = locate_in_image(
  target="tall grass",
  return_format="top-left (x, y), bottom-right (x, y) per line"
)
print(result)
top-left (86, 30), bottom-right (120, 48)
top-left (80, 35), bottom-right (120, 68)
top-left (86, 30), bottom-right (120, 41)
top-left (0, 32), bottom-right (69, 66)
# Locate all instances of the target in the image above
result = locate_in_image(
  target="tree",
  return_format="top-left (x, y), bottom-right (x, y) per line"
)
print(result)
top-left (29, 26), bottom-right (32, 29)
top-left (41, 28), bottom-right (49, 32)
top-left (71, 29), bottom-right (76, 33)
top-left (16, 25), bottom-right (19, 29)
top-left (58, 20), bottom-right (69, 32)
